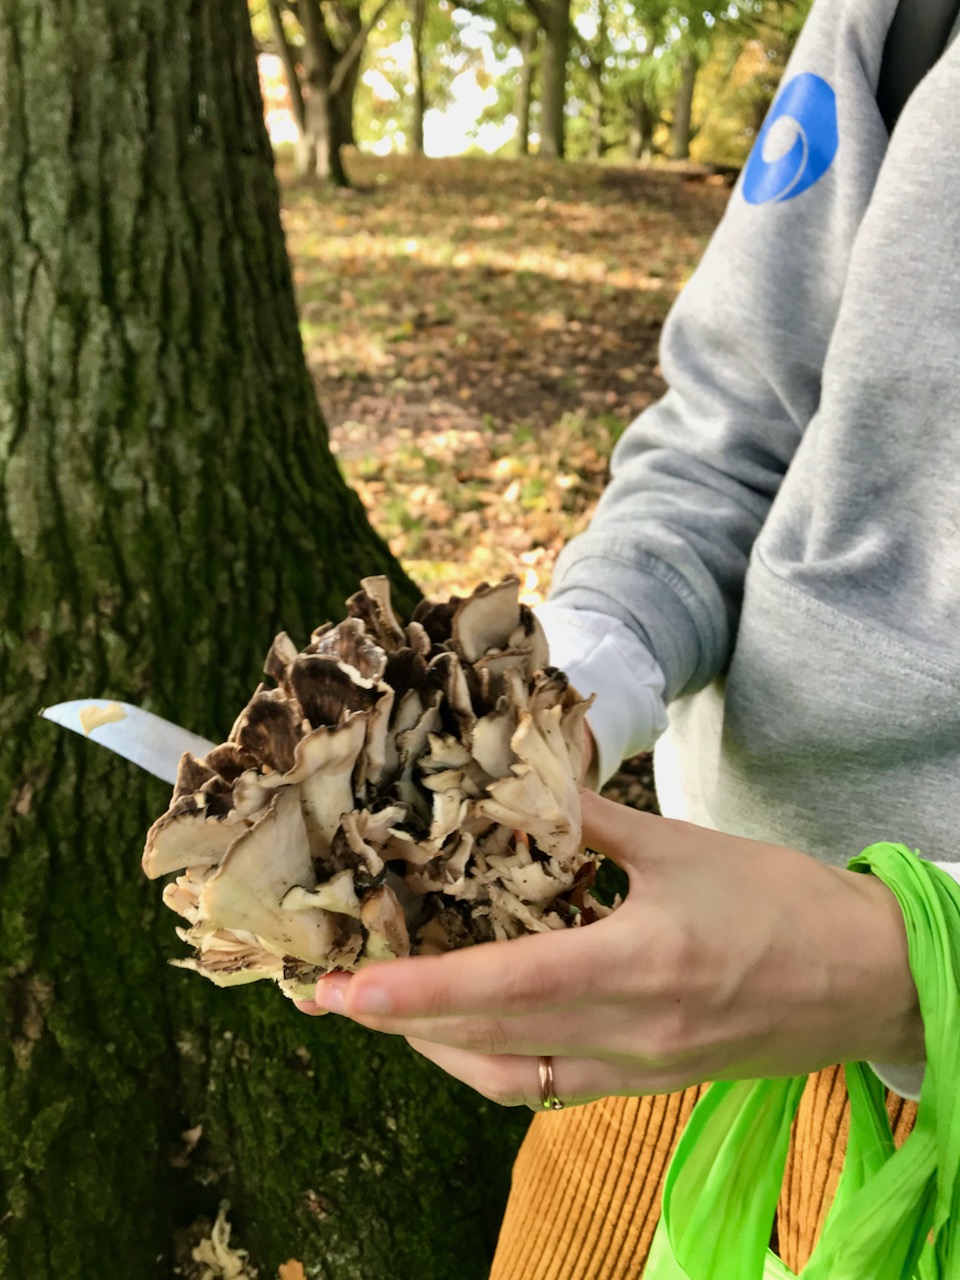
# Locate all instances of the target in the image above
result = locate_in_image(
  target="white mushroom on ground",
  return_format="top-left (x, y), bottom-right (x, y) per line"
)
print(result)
top-left (144, 576), bottom-right (613, 1002)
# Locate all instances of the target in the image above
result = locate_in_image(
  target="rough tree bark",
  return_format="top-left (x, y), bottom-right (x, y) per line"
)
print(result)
top-left (0, 2), bottom-right (527, 1278)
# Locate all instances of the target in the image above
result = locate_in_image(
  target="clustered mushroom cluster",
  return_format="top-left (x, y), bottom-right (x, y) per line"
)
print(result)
top-left (143, 576), bottom-right (608, 1002)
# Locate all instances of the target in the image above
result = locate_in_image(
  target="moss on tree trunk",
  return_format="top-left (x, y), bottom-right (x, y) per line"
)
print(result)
top-left (0, 1), bottom-right (527, 1276)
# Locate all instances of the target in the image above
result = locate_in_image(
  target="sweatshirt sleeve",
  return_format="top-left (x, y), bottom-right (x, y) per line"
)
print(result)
top-left (549, 0), bottom-right (899, 702)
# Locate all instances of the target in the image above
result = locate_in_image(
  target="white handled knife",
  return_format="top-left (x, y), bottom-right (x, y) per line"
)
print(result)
top-left (40, 700), bottom-right (218, 785)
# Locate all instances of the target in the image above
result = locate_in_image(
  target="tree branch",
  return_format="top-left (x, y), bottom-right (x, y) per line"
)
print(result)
top-left (523, 0), bottom-right (549, 31)
top-left (268, 0), bottom-right (307, 132)
top-left (330, 0), bottom-right (395, 97)
top-left (298, 0), bottom-right (337, 81)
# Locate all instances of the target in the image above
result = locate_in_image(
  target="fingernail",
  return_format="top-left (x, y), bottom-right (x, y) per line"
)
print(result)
top-left (315, 985), bottom-right (345, 1014)
top-left (350, 985), bottom-right (392, 1016)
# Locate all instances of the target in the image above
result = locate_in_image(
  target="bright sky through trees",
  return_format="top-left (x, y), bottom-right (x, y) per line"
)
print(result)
top-left (364, 12), bottom-right (522, 154)
top-left (256, 0), bottom-right (811, 168)
top-left (262, 12), bottom-right (527, 156)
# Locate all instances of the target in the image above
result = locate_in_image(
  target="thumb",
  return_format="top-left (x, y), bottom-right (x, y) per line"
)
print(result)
top-left (579, 788), bottom-right (657, 871)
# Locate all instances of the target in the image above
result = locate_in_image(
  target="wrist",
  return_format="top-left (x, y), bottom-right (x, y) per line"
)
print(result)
top-left (839, 870), bottom-right (924, 1065)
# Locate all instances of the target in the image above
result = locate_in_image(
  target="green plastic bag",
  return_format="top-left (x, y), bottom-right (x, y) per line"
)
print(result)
top-left (645, 843), bottom-right (960, 1280)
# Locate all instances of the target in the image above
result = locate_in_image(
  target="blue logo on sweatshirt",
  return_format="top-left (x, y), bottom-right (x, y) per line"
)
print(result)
top-left (742, 73), bottom-right (838, 205)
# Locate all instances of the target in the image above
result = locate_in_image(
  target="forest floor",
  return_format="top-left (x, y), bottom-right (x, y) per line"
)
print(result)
top-left (280, 151), bottom-right (731, 814)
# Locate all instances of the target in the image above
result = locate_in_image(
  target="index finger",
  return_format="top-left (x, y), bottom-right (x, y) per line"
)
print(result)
top-left (340, 913), bottom-right (614, 1022)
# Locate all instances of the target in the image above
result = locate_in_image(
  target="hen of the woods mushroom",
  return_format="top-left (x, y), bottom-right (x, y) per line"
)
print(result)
top-left (144, 576), bottom-right (614, 1003)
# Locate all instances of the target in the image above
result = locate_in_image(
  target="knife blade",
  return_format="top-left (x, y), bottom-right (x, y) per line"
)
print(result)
top-left (40, 700), bottom-right (218, 785)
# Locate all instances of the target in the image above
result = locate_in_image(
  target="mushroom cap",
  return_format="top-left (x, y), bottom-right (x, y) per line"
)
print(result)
top-left (198, 788), bottom-right (339, 966)
top-left (451, 578), bottom-right (522, 663)
top-left (142, 796), bottom-right (242, 880)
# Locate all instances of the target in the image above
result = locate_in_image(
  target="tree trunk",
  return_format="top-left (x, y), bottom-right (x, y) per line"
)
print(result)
top-left (305, 73), bottom-right (349, 185)
top-left (268, 0), bottom-right (305, 151)
top-left (586, 0), bottom-right (607, 163)
top-left (515, 28), bottom-right (537, 156)
top-left (535, 0), bottom-right (569, 159)
top-left (630, 93), bottom-right (656, 162)
top-left (0, 1), bottom-right (527, 1277)
top-left (337, 57), bottom-right (360, 149)
top-left (298, 0), bottom-right (350, 185)
top-left (588, 67), bottom-right (603, 160)
top-left (410, 0), bottom-right (427, 155)
top-left (334, 2), bottom-right (362, 149)
top-left (671, 47), bottom-right (697, 160)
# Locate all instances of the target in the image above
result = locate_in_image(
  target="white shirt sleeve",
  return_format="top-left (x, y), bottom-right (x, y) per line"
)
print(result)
top-left (535, 602), bottom-right (668, 788)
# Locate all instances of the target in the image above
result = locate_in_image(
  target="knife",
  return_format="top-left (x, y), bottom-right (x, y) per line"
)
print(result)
top-left (40, 700), bottom-right (218, 785)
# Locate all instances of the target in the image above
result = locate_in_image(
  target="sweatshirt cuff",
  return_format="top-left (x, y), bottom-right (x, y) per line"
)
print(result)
top-left (867, 1060), bottom-right (924, 1100)
top-left (868, 858), bottom-right (960, 1101)
top-left (535, 602), bottom-right (668, 788)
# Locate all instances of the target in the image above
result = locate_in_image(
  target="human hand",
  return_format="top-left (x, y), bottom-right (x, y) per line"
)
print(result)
top-left (297, 792), bottom-right (923, 1108)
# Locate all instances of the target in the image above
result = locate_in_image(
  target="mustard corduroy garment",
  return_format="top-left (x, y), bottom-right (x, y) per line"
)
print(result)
top-left (490, 1065), bottom-right (917, 1279)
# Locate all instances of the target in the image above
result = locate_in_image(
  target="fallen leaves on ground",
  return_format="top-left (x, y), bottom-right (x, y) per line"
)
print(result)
top-left (281, 151), bottom-right (729, 603)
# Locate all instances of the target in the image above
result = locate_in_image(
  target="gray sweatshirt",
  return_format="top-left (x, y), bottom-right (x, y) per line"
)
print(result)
top-left (549, 0), bottom-right (960, 879)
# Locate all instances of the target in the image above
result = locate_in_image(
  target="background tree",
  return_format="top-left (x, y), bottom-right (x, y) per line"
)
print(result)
top-left (464, 0), bottom-right (542, 156)
top-left (356, 0), bottom-right (464, 153)
top-left (253, 0), bottom-right (808, 168)
top-left (465, 0), bottom-right (570, 158)
top-left (665, 8), bottom-right (714, 160)
top-left (571, 0), bottom-right (611, 160)
top-left (411, 0), bottom-right (429, 150)
top-left (254, 0), bottom-right (394, 181)
top-left (513, 23), bottom-right (540, 153)
top-left (524, 0), bottom-right (570, 157)
top-left (0, 1), bottom-right (528, 1277)
top-left (687, 0), bottom-right (811, 164)
top-left (564, 0), bottom-right (667, 162)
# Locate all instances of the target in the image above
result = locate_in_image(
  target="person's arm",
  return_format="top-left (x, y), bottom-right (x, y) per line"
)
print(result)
top-left (550, 0), bottom-right (898, 704)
